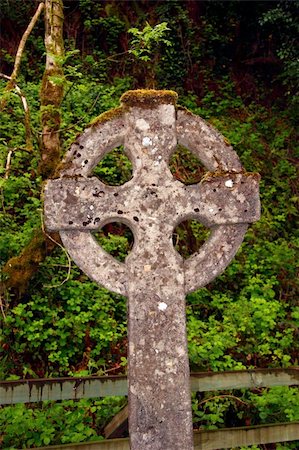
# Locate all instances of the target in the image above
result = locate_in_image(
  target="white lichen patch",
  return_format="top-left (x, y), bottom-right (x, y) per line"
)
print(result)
top-left (176, 273), bottom-right (184, 284)
top-left (225, 179), bottom-right (234, 188)
top-left (143, 264), bottom-right (151, 272)
top-left (142, 136), bottom-right (153, 147)
top-left (130, 385), bottom-right (138, 395)
top-left (176, 346), bottom-right (185, 357)
top-left (156, 341), bottom-right (165, 352)
top-left (129, 342), bottom-right (135, 354)
top-left (158, 302), bottom-right (168, 311)
top-left (236, 193), bottom-right (246, 203)
top-left (165, 359), bottom-right (177, 374)
top-left (136, 118), bottom-right (150, 131)
top-left (154, 369), bottom-right (164, 377)
top-left (159, 104), bottom-right (175, 125)
top-left (165, 359), bottom-right (174, 368)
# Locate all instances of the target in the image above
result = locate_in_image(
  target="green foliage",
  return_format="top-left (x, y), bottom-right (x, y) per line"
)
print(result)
top-left (0, 397), bottom-right (125, 448)
top-left (170, 144), bottom-right (206, 185)
top-left (94, 225), bottom-right (133, 263)
top-left (128, 22), bottom-right (171, 62)
top-left (192, 385), bottom-right (299, 431)
top-left (128, 21), bottom-right (173, 87)
top-left (82, 10), bottom-right (126, 55)
top-left (259, 2), bottom-right (299, 101)
top-left (1, 253), bottom-right (127, 377)
top-left (154, 3), bottom-right (190, 89)
top-left (93, 145), bottom-right (132, 186)
top-left (60, 76), bottom-right (133, 149)
top-left (249, 386), bottom-right (299, 423)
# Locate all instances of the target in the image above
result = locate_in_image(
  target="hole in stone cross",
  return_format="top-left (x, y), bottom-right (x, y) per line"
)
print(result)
top-left (93, 222), bottom-right (134, 262)
top-left (93, 145), bottom-right (133, 186)
top-left (173, 220), bottom-right (210, 259)
top-left (169, 144), bottom-right (207, 185)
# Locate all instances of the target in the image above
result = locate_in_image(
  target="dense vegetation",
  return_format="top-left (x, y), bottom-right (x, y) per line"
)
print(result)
top-left (0, 0), bottom-right (298, 448)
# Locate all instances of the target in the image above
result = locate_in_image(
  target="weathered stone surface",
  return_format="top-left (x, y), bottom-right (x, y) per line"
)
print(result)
top-left (177, 108), bottom-right (243, 172)
top-left (44, 90), bottom-right (260, 450)
top-left (45, 174), bottom-right (259, 232)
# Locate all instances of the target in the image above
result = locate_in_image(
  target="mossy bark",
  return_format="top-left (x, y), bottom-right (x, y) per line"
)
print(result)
top-left (39, 0), bottom-right (64, 179)
top-left (2, 231), bottom-right (59, 298)
top-left (3, 1), bottom-right (65, 298)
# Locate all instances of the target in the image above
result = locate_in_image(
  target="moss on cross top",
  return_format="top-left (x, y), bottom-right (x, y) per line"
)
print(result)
top-left (120, 89), bottom-right (178, 108)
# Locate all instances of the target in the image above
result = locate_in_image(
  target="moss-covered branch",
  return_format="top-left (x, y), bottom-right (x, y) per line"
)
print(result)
top-left (2, 230), bottom-right (60, 297)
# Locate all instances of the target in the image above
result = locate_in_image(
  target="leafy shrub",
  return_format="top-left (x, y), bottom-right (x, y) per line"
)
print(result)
top-left (0, 397), bottom-right (125, 448)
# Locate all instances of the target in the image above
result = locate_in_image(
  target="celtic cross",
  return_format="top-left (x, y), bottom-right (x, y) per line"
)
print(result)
top-left (44, 90), bottom-right (260, 450)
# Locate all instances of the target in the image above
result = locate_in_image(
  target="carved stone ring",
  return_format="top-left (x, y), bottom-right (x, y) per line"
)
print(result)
top-left (44, 90), bottom-right (260, 295)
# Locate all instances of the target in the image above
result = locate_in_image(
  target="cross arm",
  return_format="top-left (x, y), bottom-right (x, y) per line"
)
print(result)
top-left (44, 178), bottom-right (132, 231)
top-left (175, 172), bottom-right (260, 227)
top-left (44, 172), bottom-right (260, 232)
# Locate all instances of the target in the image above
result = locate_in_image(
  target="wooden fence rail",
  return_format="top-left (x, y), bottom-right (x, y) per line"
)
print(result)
top-left (29, 422), bottom-right (299, 450)
top-left (1, 368), bottom-right (298, 449)
top-left (1, 368), bottom-right (298, 405)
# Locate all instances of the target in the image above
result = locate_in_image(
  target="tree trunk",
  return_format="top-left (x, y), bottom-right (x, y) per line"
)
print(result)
top-left (2, 0), bottom-right (65, 298)
top-left (39, 0), bottom-right (64, 178)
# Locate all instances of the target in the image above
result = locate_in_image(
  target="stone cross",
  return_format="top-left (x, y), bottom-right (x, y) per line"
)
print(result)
top-left (44, 90), bottom-right (260, 450)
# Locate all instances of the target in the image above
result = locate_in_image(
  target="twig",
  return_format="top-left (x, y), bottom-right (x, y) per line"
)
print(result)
top-left (0, 293), bottom-right (7, 320)
top-left (5, 149), bottom-right (13, 179)
top-left (40, 211), bottom-right (72, 288)
top-left (11, 3), bottom-right (45, 82)
top-left (0, 73), bottom-right (10, 81)
top-left (0, 2), bottom-right (44, 112)
top-left (43, 264), bottom-right (71, 268)
top-left (198, 394), bottom-right (248, 407)
top-left (14, 85), bottom-right (32, 150)
top-left (0, 188), bottom-right (6, 213)
top-left (0, 74), bottom-right (33, 151)
top-left (106, 50), bottom-right (130, 61)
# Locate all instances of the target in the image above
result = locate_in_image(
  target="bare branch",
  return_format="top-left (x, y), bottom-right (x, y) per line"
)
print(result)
top-left (0, 74), bottom-right (33, 151)
top-left (11, 2), bottom-right (45, 82)
top-left (5, 149), bottom-right (13, 179)
top-left (0, 73), bottom-right (11, 81)
top-left (198, 394), bottom-right (249, 407)
top-left (0, 293), bottom-right (7, 320)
